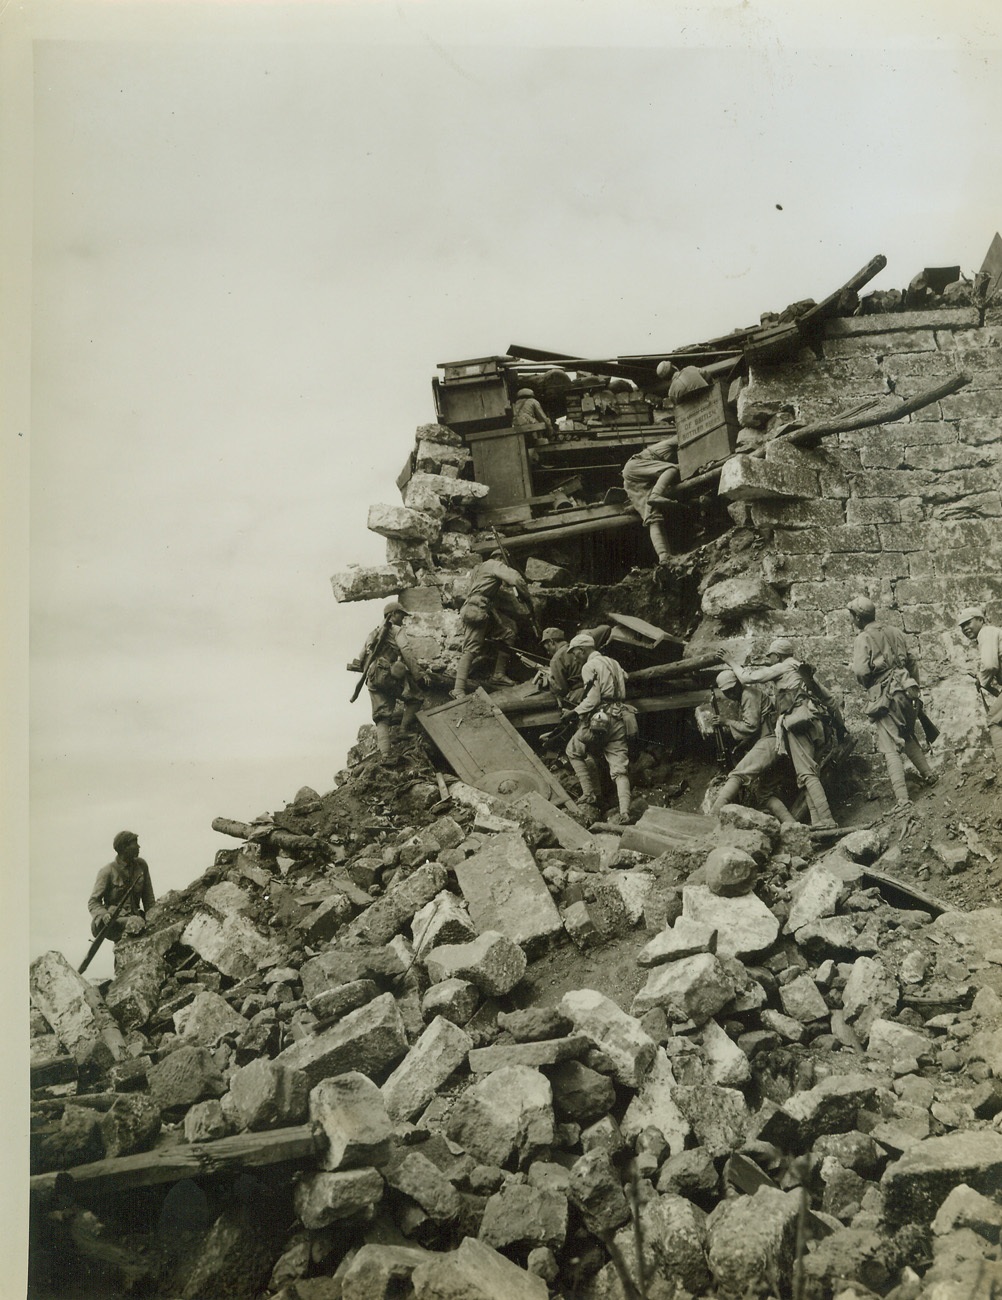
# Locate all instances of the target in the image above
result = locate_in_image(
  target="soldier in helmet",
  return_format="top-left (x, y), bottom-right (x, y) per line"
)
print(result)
top-left (957, 605), bottom-right (1002, 769)
top-left (727, 637), bottom-right (841, 829)
top-left (355, 601), bottom-right (425, 762)
top-left (621, 438), bottom-right (681, 566)
top-left (88, 831), bottom-right (156, 942)
top-left (847, 595), bottom-right (937, 807)
top-left (707, 667), bottom-right (795, 823)
top-left (452, 550), bottom-right (534, 698)
top-left (511, 386), bottom-right (554, 459)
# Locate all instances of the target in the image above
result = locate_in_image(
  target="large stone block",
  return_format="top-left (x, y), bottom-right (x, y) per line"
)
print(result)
top-left (620, 1047), bottom-right (690, 1152)
top-left (330, 562), bottom-right (417, 603)
top-left (340, 1245), bottom-right (435, 1300)
top-left (173, 990), bottom-right (249, 1047)
top-left (29, 950), bottom-right (126, 1071)
top-left (559, 989), bottom-right (656, 1088)
top-left (181, 910), bottom-right (282, 981)
top-left (276, 992), bottom-right (408, 1087)
top-left (339, 863), bottom-right (448, 947)
top-left (681, 885), bottom-right (780, 958)
top-left (453, 834), bottom-right (563, 954)
top-left (381, 1016), bottom-right (473, 1122)
top-left (701, 576), bottom-right (783, 619)
top-left (823, 309), bottom-right (978, 336)
top-left (403, 472), bottom-right (490, 506)
top-left (479, 1183), bottom-right (568, 1251)
top-left (410, 1237), bottom-right (547, 1300)
top-left (759, 1073), bottom-right (882, 1150)
top-left (310, 1071), bottom-right (393, 1169)
top-left (227, 1058), bottom-right (310, 1131)
top-left (718, 455), bottom-right (820, 502)
top-left (367, 504), bottom-right (441, 543)
top-left (99, 1094), bottom-right (162, 1158)
top-left (293, 1168), bottom-right (384, 1230)
top-left (147, 1045), bottom-right (227, 1111)
top-left (411, 891), bottom-right (476, 957)
top-left (631, 952), bottom-right (739, 1025)
top-left (425, 931), bottom-right (527, 997)
top-left (706, 1186), bottom-right (801, 1297)
top-left (446, 1066), bottom-right (554, 1169)
top-left (882, 1131), bottom-right (1002, 1227)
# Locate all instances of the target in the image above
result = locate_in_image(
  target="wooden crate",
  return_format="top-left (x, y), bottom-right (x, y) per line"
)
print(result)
top-left (432, 374), bottom-right (511, 433)
top-left (674, 379), bottom-right (740, 480)
top-left (465, 426), bottom-right (533, 509)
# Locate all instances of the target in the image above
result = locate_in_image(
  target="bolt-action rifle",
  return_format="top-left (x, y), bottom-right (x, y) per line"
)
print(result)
top-left (491, 525), bottom-right (542, 639)
top-left (972, 673), bottom-right (1002, 726)
top-left (348, 615), bottom-right (394, 704)
top-left (78, 867), bottom-right (146, 975)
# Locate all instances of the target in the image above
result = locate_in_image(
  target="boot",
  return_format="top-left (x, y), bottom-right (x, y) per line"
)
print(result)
top-left (710, 775), bottom-right (742, 814)
top-left (399, 702), bottom-right (420, 735)
top-left (765, 796), bottom-right (796, 824)
top-left (452, 651), bottom-right (475, 699)
top-left (803, 776), bottom-right (836, 829)
top-left (903, 737), bottom-right (934, 782)
top-left (648, 519), bottom-right (672, 564)
top-left (375, 721), bottom-right (393, 760)
top-left (611, 774), bottom-right (633, 823)
top-left (570, 758), bottom-right (598, 806)
top-left (489, 649), bottom-right (514, 687)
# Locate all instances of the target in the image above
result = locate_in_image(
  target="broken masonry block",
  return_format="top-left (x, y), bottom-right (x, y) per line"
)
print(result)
top-left (180, 909), bottom-right (284, 981)
top-left (339, 862), bottom-right (448, 947)
top-left (446, 1066), bottom-right (555, 1169)
top-left (29, 950), bottom-right (127, 1072)
top-left (275, 992), bottom-right (408, 1088)
top-left (184, 1099), bottom-right (230, 1144)
top-left (681, 885), bottom-right (780, 959)
top-left (403, 472), bottom-right (489, 508)
top-left (293, 1168), bottom-right (384, 1230)
top-left (705, 1186), bottom-right (801, 1297)
top-left (717, 454), bottom-right (820, 501)
top-left (558, 989), bottom-right (657, 1089)
top-left (99, 1094), bottom-right (162, 1158)
top-left (381, 1016), bottom-right (473, 1123)
top-left (421, 978), bottom-right (480, 1027)
top-left (479, 1183), bottom-right (569, 1252)
top-left (424, 931), bottom-right (527, 997)
top-left (567, 1148), bottom-right (630, 1236)
top-left (330, 562), bottom-right (417, 603)
top-left (173, 990), bottom-right (249, 1047)
top-left (310, 1071), bottom-right (393, 1170)
top-left (453, 834), bottom-right (563, 955)
top-left (339, 1245), bottom-right (435, 1300)
top-left (384, 1150), bottom-right (461, 1221)
top-left (524, 557), bottom-right (571, 586)
top-left (227, 1058), bottom-right (310, 1132)
top-left (700, 576), bottom-right (784, 619)
top-left (367, 503), bottom-right (442, 544)
top-left (147, 1044), bottom-right (228, 1111)
top-left (409, 1237), bottom-right (548, 1300)
top-left (411, 891), bottom-right (477, 957)
top-left (467, 1035), bottom-right (591, 1074)
top-left (631, 952), bottom-right (739, 1026)
top-left (882, 1131), bottom-right (1002, 1228)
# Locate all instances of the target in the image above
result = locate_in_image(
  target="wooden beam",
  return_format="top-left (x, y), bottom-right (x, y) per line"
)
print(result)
top-left (505, 691), bottom-right (710, 729)
top-left (30, 1125), bottom-right (319, 1200)
top-left (473, 511), bottom-right (639, 552)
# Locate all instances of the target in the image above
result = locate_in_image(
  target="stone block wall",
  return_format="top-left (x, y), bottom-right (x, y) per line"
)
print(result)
top-left (728, 308), bottom-right (1001, 764)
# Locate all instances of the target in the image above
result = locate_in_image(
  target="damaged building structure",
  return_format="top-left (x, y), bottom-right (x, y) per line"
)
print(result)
top-left (27, 248), bottom-right (1002, 1300)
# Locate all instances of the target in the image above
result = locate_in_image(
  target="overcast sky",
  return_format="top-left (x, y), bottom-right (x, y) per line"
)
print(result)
top-left (4, 0), bottom-right (1002, 1257)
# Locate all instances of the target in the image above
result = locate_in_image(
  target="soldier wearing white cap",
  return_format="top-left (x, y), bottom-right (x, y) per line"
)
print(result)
top-left (958, 606), bottom-right (1002, 768)
top-left (707, 668), bottom-right (795, 823)
top-left (727, 637), bottom-right (840, 829)
top-left (847, 595), bottom-right (937, 807)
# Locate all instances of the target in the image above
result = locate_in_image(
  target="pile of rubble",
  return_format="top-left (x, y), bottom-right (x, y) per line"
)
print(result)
top-left (28, 752), bottom-right (1002, 1300)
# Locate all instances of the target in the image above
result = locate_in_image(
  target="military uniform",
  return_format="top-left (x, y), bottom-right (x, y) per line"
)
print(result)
top-left (88, 834), bottom-right (155, 941)
top-left (959, 607), bottom-right (1002, 768)
top-left (453, 557), bottom-right (530, 696)
top-left (358, 605), bottom-right (424, 759)
top-left (565, 643), bottom-right (636, 821)
top-left (621, 438), bottom-right (681, 563)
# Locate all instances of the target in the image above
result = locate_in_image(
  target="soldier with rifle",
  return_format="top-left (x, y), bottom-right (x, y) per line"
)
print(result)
top-left (86, 831), bottom-right (156, 957)
top-left (452, 546), bottom-right (536, 698)
top-left (705, 668), bottom-right (793, 823)
top-left (847, 595), bottom-right (938, 808)
top-left (350, 602), bottom-right (425, 763)
top-left (958, 606), bottom-right (1002, 769)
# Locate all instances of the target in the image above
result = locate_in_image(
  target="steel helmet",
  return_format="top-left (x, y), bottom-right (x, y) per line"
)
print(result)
top-left (958, 606), bottom-right (986, 627)
top-left (766, 637), bottom-right (795, 658)
top-left (541, 626), bottom-right (566, 643)
top-left (568, 633), bottom-right (595, 651)
top-left (847, 595), bottom-right (876, 619)
top-left (517, 387), bottom-right (535, 398)
top-left (715, 669), bottom-right (739, 690)
top-left (113, 830), bottom-right (139, 853)
top-left (383, 601), bottom-right (407, 618)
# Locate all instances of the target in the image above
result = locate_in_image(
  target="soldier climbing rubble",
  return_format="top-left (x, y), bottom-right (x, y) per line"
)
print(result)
top-left (563, 633), bottom-right (638, 824)
top-left (847, 595), bottom-right (939, 808)
top-left (452, 549), bottom-right (535, 698)
top-left (725, 637), bottom-right (842, 830)
top-left (957, 605), bottom-right (1002, 770)
top-left (705, 667), bottom-right (796, 824)
top-left (621, 436), bottom-right (681, 567)
top-left (351, 601), bottom-right (425, 764)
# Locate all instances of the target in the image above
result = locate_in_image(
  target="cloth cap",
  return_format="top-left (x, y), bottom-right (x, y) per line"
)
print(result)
top-left (580, 624), bottom-right (612, 649)
top-left (517, 387), bottom-right (534, 398)
top-left (958, 606), bottom-right (986, 626)
top-left (568, 633), bottom-right (595, 651)
top-left (489, 548), bottom-right (505, 560)
top-left (655, 359), bottom-right (677, 379)
top-left (715, 669), bottom-right (739, 690)
top-left (383, 601), bottom-right (406, 618)
top-left (113, 830), bottom-right (138, 853)
top-left (847, 595), bottom-right (876, 618)
top-left (541, 626), bottom-right (566, 643)
top-left (766, 637), bottom-right (795, 657)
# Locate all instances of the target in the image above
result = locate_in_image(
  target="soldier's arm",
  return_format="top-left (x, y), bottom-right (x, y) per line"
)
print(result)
top-left (978, 626), bottom-right (1002, 689)
top-left (88, 867), bottom-right (110, 919)
top-left (139, 862), bottom-right (156, 912)
top-left (727, 691), bottom-right (761, 739)
top-left (574, 664), bottom-right (602, 715)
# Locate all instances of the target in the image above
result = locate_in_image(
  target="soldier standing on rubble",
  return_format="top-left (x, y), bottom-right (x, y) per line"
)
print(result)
top-left (88, 831), bottom-right (156, 941)
top-left (706, 669), bottom-right (795, 824)
top-left (847, 595), bottom-right (938, 808)
top-left (512, 387), bottom-right (553, 464)
top-left (563, 634), bottom-right (637, 824)
top-left (452, 550), bottom-right (533, 698)
top-left (621, 437), bottom-right (681, 566)
top-left (357, 602), bottom-right (425, 762)
top-left (957, 605), bottom-right (1002, 769)
top-left (728, 638), bottom-right (841, 830)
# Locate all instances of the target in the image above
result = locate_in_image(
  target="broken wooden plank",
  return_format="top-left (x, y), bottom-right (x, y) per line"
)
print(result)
top-left (418, 688), bottom-right (571, 806)
top-left (504, 691), bottom-right (710, 730)
top-left (607, 612), bottom-right (684, 650)
top-left (860, 867), bottom-right (947, 918)
top-left (625, 654), bottom-right (723, 685)
top-left (211, 817), bottom-right (317, 854)
top-left (30, 1124), bottom-right (318, 1200)
top-left (472, 510), bottom-right (640, 553)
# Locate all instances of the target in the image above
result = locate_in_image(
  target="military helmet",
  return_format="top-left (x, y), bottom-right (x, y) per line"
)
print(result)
top-left (383, 601), bottom-right (407, 619)
top-left (766, 637), bottom-right (795, 658)
top-left (568, 633), bottom-right (595, 650)
top-left (517, 387), bottom-right (535, 398)
top-left (541, 626), bottom-right (566, 643)
top-left (715, 668), bottom-right (739, 690)
top-left (847, 595), bottom-right (876, 619)
top-left (113, 830), bottom-right (138, 853)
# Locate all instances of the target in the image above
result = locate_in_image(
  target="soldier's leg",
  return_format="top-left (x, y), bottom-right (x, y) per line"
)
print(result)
top-left (765, 796), bottom-right (796, 824)
top-left (489, 612), bottom-right (518, 685)
top-left (874, 717), bottom-right (911, 805)
top-left (647, 518), bottom-right (672, 563)
top-left (604, 723), bottom-right (632, 819)
top-left (711, 737), bottom-right (778, 812)
top-left (787, 730), bottom-right (835, 828)
top-left (369, 689), bottom-right (396, 758)
top-left (566, 729), bottom-right (599, 804)
top-left (902, 733), bottom-right (934, 782)
top-left (453, 622), bottom-right (486, 698)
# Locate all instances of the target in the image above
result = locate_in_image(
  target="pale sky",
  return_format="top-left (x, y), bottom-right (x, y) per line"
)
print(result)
top-left (4, 0), bottom-right (1002, 1270)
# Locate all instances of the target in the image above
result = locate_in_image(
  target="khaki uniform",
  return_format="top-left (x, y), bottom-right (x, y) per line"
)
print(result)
top-left (454, 558), bottom-right (529, 694)
top-left (851, 621), bottom-right (934, 802)
top-left (566, 651), bottom-right (635, 814)
top-left (972, 621), bottom-right (1002, 767)
top-left (88, 858), bottom-right (155, 940)
top-left (621, 438), bottom-right (680, 562)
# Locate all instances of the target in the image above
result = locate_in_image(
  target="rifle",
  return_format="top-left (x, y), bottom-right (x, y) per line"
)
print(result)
top-left (349, 616), bottom-right (393, 704)
top-left (972, 673), bottom-right (1002, 726)
top-left (78, 866), bottom-right (146, 975)
top-left (491, 525), bottom-right (542, 638)
top-left (797, 663), bottom-right (849, 742)
top-left (540, 708), bottom-right (581, 750)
